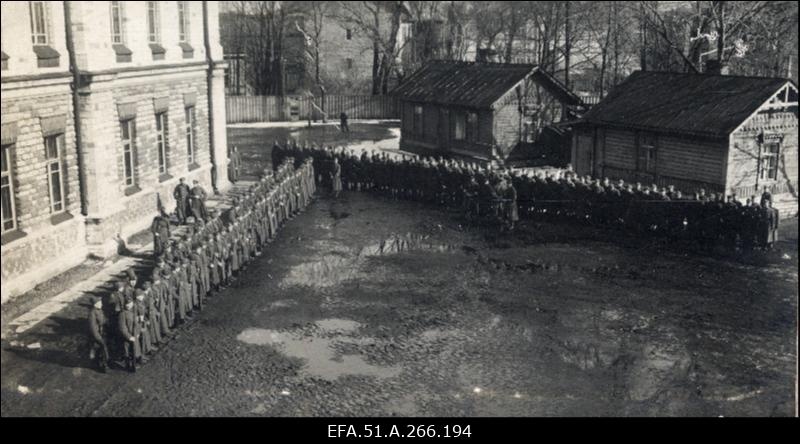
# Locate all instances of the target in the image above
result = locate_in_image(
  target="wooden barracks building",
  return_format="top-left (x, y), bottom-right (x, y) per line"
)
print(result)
top-left (392, 60), bottom-right (583, 163)
top-left (1, 1), bottom-right (230, 303)
top-left (572, 71), bottom-right (798, 215)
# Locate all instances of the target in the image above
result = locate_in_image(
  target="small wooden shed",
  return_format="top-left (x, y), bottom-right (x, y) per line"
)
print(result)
top-left (572, 71), bottom-right (798, 213)
top-left (392, 60), bottom-right (583, 162)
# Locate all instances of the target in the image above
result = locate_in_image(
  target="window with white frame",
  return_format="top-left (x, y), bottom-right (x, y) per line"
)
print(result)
top-left (110, 1), bottom-right (124, 44)
top-left (147, 1), bottom-right (161, 43)
top-left (185, 106), bottom-right (196, 165)
top-left (29, 1), bottom-right (49, 45)
top-left (45, 134), bottom-right (66, 213)
top-left (760, 141), bottom-right (781, 181)
top-left (120, 119), bottom-right (137, 187)
top-left (178, 1), bottom-right (190, 42)
top-left (156, 112), bottom-right (169, 175)
top-left (1, 144), bottom-right (17, 232)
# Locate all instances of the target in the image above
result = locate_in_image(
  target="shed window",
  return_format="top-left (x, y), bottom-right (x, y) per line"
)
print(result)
top-left (1, 144), bottom-right (17, 233)
top-left (453, 112), bottom-right (466, 141)
top-left (467, 112), bottom-right (478, 142)
top-left (637, 132), bottom-right (657, 174)
top-left (45, 134), bottom-right (66, 214)
top-left (413, 105), bottom-right (423, 136)
top-left (760, 141), bottom-right (780, 181)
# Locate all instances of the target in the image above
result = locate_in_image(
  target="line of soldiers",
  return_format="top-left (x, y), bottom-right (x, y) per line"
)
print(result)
top-left (272, 141), bottom-right (781, 252)
top-left (88, 158), bottom-right (316, 373)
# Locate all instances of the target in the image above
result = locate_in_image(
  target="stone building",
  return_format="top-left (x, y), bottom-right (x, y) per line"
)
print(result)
top-left (572, 71), bottom-right (798, 216)
top-left (1, 1), bottom-right (229, 303)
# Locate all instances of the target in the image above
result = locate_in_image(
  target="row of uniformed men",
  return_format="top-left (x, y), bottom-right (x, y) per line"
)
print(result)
top-left (88, 158), bottom-right (315, 372)
top-left (272, 141), bottom-right (780, 250)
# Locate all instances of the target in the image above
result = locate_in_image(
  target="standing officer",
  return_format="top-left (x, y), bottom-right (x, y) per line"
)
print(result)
top-left (190, 180), bottom-right (209, 222)
top-left (173, 178), bottom-right (191, 224)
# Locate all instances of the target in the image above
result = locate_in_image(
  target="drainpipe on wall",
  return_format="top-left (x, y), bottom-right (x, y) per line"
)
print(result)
top-left (64, 1), bottom-right (88, 216)
top-left (202, 1), bottom-right (219, 193)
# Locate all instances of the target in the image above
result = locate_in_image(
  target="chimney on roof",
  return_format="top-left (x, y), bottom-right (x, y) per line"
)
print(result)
top-left (704, 59), bottom-right (729, 75)
top-left (476, 48), bottom-right (499, 63)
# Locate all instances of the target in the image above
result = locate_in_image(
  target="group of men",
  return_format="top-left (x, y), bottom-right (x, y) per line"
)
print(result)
top-left (272, 141), bottom-right (781, 251)
top-left (88, 159), bottom-right (316, 373)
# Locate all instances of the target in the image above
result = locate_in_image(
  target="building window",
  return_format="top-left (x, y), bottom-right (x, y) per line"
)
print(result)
top-left (178, 1), bottom-right (190, 42)
top-left (345, 58), bottom-right (353, 70)
top-left (637, 132), bottom-right (657, 174)
top-left (1, 144), bottom-right (17, 233)
top-left (467, 112), bottom-right (478, 142)
top-left (45, 134), bottom-right (66, 214)
top-left (761, 142), bottom-right (780, 181)
top-left (120, 119), bottom-right (137, 187)
top-left (147, 1), bottom-right (160, 43)
top-left (156, 112), bottom-right (169, 175)
top-left (413, 105), bottom-right (423, 136)
top-left (110, 1), bottom-right (124, 44)
top-left (29, 1), bottom-right (49, 45)
top-left (453, 112), bottom-right (466, 141)
top-left (185, 106), bottom-right (196, 165)
top-left (346, 28), bottom-right (352, 40)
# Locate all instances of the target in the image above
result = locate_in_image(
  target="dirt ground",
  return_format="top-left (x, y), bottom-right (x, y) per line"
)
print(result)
top-left (1, 189), bottom-right (796, 417)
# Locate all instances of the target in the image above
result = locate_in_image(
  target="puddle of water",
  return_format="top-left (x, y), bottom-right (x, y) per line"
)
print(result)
top-left (237, 321), bottom-right (400, 381)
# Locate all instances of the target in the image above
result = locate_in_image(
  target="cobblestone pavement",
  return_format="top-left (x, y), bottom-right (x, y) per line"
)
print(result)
top-left (1, 192), bottom-right (796, 416)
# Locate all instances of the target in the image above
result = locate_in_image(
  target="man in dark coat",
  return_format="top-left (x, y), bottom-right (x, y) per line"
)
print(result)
top-left (88, 297), bottom-right (109, 372)
top-left (190, 180), bottom-right (209, 222)
top-left (118, 299), bottom-right (141, 372)
top-left (173, 178), bottom-right (191, 224)
top-left (339, 111), bottom-right (350, 133)
top-left (151, 214), bottom-right (170, 256)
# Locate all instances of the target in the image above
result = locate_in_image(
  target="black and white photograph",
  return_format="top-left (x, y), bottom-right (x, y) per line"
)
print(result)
top-left (0, 0), bottom-right (797, 423)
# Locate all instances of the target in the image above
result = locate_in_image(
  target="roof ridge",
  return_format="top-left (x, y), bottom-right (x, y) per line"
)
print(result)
top-left (632, 69), bottom-right (792, 83)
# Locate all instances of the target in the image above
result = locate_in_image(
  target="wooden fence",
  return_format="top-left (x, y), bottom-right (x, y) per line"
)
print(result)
top-left (226, 94), bottom-right (399, 124)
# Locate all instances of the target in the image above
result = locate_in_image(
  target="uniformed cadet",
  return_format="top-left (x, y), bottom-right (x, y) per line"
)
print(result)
top-left (173, 178), bottom-right (192, 224)
top-left (88, 297), bottom-right (109, 372)
top-left (151, 214), bottom-right (171, 256)
top-left (118, 299), bottom-right (141, 372)
top-left (190, 180), bottom-right (209, 222)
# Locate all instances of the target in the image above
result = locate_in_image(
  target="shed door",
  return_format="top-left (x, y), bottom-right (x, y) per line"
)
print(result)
top-left (575, 134), bottom-right (594, 176)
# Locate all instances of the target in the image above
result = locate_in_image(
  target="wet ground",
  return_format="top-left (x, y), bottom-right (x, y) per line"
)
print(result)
top-left (1, 191), bottom-right (796, 417)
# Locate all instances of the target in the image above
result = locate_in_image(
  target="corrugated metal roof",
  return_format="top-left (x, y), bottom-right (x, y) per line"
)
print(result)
top-left (391, 61), bottom-right (540, 109)
top-left (581, 71), bottom-right (794, 138)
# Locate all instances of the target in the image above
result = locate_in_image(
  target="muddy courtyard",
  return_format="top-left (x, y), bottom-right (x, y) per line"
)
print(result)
top-left (1, 191), bottom-right (797, 416)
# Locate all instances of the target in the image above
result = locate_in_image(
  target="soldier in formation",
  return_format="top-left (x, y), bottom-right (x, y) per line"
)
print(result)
top-left (272, 140), bottom-right (781, 252)
top-left (91, 158), bottom-right (315, 372)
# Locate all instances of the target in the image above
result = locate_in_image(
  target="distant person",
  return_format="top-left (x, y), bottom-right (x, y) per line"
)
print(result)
top-left (339, 111), bottom-right (350, 133)
top-left (331, 157), bottom-right (342, 198)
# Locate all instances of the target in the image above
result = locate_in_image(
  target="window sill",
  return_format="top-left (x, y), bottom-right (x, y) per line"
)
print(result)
top-left (50, 211), bottom-right (73, 226)
top-left (32, 45), bottom-right (60, 68)
top-left (1, 228), bottom-right (28, 246)
top-left (149, 43), bottom-right (166, 61)
top-left (113, 44), bottom-right (133, 63)
top-left (179, 42), bottom-right (194, 59)
top-left (188, 162), bottom-right (201, 172)
top-left (159, 173), bottom-right (173, 183)
top-left (124, 185), bottom-right (142, 196)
